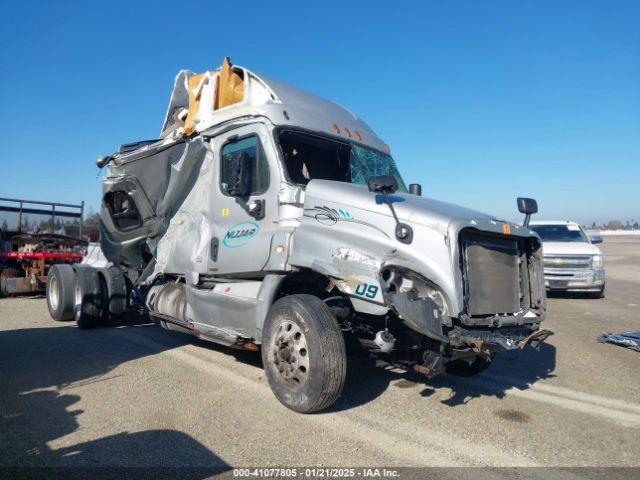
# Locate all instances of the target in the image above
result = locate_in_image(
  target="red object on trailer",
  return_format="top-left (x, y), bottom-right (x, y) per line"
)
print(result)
top-left (2, 251), bottom-right (84, 260)
top-left (0, 197), bottom-right (87, 296)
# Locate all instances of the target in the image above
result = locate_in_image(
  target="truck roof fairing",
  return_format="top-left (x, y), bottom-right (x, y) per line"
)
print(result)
top-left (159, 57), bottom-right (386, 153)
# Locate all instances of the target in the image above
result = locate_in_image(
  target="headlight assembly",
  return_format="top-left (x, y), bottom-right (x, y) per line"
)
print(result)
top-left (592, 254), bottom-right (603, 268)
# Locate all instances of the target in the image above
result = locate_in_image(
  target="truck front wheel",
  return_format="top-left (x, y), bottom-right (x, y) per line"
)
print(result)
top-left (261, 294), bottom-right (347, 413)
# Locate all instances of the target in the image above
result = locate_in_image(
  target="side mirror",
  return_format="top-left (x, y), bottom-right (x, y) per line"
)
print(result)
top-left (367, 175), bottom-right (398, 194)
top-left (517, 197), bottom-right (538, 227)
top-left (590, 235), bottom-right (603, 244)
top-left (517, 197), bottom-right (538, 215)
top-left (409, 183), bottom-right (422, 196)
top-left (227, 151), bottom-right (253, 197)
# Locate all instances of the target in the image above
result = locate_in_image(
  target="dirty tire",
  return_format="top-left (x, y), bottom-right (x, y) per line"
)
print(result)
top-left (262, 294), bottom-right (347, 413)
top-left (46, 264), bottom-right (76, 321)
top-left (98, 266), bottom-right (127, 321)
top-left (446, 356), bottom-right (493, 377)
top-left (73, 266), bottom-right (103, 329)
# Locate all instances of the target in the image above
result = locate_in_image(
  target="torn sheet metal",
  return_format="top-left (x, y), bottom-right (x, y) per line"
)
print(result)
top-left (161, 57), bottom-right (245, 139)
top-left (216, 57), bottom-right (244, 109)
top-left (151, 138), bottom-right (216, 282)
top-left (598, 331), bottom-right (640, 352)
top-left (160, 70), bottom-right (193, 139)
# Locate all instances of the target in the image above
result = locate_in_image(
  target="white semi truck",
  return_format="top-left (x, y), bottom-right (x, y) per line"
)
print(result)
top-left (46, 58), bottom-right (549, 413)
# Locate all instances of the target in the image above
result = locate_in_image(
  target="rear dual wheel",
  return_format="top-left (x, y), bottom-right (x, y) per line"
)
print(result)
top-left (47, 264), bottom-right (76, 321)
top-left (47, 264), bottom-right (127, 328)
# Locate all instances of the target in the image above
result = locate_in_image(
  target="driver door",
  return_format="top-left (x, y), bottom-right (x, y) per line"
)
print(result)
top-left (208, 124), bottom-right (279, 275)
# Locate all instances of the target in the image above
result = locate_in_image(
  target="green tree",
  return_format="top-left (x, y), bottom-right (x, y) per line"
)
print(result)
top-left (84, 212), bottom-right (100, 227)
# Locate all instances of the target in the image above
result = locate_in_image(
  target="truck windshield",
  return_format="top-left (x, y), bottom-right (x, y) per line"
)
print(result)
top-left (277, 130), bottom-right (407, 192)
top-left (531, 225), bottom-right (589, 242)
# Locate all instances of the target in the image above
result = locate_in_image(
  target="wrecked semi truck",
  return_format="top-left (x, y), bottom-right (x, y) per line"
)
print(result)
top-left (46, 58), bottom-right (548, 413)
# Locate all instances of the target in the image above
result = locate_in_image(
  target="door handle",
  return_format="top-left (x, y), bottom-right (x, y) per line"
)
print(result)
top-left (247, 199), bottom-right (265, 220)
top-left (210, 237), bottom-right (219, 261)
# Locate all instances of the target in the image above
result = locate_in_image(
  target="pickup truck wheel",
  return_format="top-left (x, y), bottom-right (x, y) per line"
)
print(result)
top-left (73, 266), bottom-right (103, 329)
top-left (261, 294), bottom-right (347, 413)
top-left (46, 264), bottom-right (76, 321)
top-left (588, 284), bottom-right (605, 299)
top-left (446, 355), bottom-right (493, 377)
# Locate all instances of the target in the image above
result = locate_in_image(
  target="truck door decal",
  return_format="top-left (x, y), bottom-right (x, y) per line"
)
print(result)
top-left (223, 221), bottom-right (260, 248)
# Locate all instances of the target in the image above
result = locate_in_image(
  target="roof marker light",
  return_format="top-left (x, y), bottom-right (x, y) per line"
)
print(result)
top-left (354, 131), bottom-right (362, 141)
top-left (332, 123), bottom-right (340, 134)
top-left (344, 127), bottom-right (351, 137)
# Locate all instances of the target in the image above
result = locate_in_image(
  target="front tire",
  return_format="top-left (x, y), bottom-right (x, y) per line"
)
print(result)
top-left (261, 294), bottom-right (347, 413)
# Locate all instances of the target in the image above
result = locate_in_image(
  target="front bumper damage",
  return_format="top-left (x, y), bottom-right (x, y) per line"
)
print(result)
top-left (410, 326), bottom-right (552, 378)
top-left (379, 228), bottom-right (549, 378)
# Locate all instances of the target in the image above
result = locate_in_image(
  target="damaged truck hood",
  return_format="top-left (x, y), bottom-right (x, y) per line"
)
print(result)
top-left (303, 180), bottom-right (496, 234)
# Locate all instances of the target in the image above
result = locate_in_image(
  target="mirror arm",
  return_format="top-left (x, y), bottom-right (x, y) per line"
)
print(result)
top-left (379, 190), bottom-right (413, 244)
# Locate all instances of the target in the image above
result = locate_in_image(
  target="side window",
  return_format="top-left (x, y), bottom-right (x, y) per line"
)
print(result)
top-left (104, 191), bottom-right (142, 231)
top-left (220, 135), bottom-right (269, 195)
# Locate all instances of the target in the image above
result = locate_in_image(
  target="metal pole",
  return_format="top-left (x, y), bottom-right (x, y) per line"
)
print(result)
top-left (79, 201), bottom-right (84, 240)
top-left (52, 205), bottom-right (56, 233)
top-left (18, 201), bottom-right (23, 232)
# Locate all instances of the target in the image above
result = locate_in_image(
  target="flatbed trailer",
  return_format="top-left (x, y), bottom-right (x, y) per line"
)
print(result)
top-left (0, 197), bottom-right (87, 296)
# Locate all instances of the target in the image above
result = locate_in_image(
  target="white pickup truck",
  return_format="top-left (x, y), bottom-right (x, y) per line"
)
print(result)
top-left (529, 221), bottom-right (605, 298)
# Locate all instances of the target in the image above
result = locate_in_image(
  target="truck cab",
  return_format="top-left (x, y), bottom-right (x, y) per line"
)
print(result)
top-left (46, 58), bottom-right (549, 413)
top-left (529, 220), bottom-right (605, 298)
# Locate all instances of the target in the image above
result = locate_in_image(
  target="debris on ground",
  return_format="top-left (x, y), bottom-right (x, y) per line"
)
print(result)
top-left (597, 331), bottom-right (640, 352)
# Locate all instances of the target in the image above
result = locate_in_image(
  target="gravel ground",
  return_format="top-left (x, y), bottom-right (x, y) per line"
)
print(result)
top-left (1, 237), bottom-right (639, 471)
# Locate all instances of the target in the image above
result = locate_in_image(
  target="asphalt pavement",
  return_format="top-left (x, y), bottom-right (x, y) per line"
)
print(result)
top-left (1, 236), bottom-right (639, 472)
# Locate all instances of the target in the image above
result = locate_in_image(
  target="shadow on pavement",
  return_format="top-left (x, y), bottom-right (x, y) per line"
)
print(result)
top-left (330, 340), bottom-right (556, 411)
top-left (547, 290), bottom-right (602, 300)
top-left (1, 308), bottom-right (556, 437)
top-left (0, 318), bottom-right (229, 473)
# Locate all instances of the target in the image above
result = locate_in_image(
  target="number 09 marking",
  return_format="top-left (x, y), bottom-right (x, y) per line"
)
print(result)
top-left (355, 283), bottom-right (379, 299)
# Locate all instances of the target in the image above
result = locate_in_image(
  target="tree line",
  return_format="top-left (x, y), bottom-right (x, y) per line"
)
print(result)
top-left (590, 220), bottom-right (639, 230)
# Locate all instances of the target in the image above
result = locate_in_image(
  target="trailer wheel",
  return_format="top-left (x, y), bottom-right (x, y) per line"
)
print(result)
top-left (98, 266), bottom-right (127, 323)
top-left (73, 266), bottom-right (103, 329)
top-left (46, 264), bottom-right (76, 321)
top-left (261, 294), bottom-right (347, 413)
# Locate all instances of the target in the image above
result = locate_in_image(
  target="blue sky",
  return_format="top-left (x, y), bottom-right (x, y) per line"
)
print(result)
top-left (0, 0), bottom-right (638, 225)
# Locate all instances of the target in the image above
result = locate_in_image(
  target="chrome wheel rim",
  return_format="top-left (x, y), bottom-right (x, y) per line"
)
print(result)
top-left (49, 275), bottom-right (59, 311)
top-left (271, 320), bottom-right (309, 386)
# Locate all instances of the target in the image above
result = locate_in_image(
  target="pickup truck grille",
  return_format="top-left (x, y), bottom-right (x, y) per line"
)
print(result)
top-left (543, 255), bottom-right (591, 269)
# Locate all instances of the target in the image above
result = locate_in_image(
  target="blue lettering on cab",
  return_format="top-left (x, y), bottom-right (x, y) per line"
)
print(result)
top-left (223, 221), bottom-right (259, 248)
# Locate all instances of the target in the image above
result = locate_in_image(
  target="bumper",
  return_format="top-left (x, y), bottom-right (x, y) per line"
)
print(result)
top-left (544, 267), bottom-right (605, 291)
